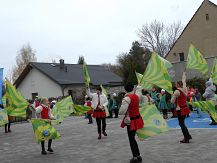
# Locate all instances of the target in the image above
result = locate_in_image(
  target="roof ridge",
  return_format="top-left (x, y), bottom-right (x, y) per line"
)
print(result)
top-left (30, 61), bottom-right (103, 66)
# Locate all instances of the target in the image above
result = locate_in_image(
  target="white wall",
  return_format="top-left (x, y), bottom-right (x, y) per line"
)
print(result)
top-left (17, 68), bottom-right (62, 99)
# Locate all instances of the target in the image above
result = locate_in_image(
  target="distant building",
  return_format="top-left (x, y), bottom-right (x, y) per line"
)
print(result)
top-left (165, 0), bottom-right (217, 81)
top-left (15, 59), bottom-right (123, 99)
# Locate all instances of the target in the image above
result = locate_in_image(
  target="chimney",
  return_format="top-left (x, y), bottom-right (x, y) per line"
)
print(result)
top-left (59, 59), bottom-right (64, 69)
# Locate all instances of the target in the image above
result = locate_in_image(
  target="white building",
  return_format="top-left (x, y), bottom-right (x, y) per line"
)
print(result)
top-left (15, 59), bottom-right (123, 100)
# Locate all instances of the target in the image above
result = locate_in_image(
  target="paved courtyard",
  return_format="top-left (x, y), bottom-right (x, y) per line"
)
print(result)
top-left (1, 116), bottom-right (217, 163)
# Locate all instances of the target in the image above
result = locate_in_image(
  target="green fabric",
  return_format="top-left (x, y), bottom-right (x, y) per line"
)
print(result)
top-left (136, 104), bottom-right (169, 140)
top-left (190, 100), bottom-right (217, 122)
top-left (73, 105), bottom-right (92, 116)
top-left (31, 119), bottom-right (60, 144)
top-left (5, 79), bottom-right (28, 118)
top-left (186, 44), bottom-right (208, 75)
top-left (51, 96), bottom-right (74, 125)
top-left (158, 55), bottom-right (173, 69)
top-left (135, 72), bottom-right (152, 89)
top-left (100, 85), bottom-right (108, 97)
top-left (211, 58), bottom-right (217, 85)
top-left (0, 109), bottom-right (8, 126)
top-left (83, 62), bottom-right (90, 87)
top-left (141, 52), bottom-right (173, 94)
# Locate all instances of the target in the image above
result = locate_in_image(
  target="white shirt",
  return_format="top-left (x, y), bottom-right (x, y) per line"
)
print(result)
top-left (35, 104), bottom-right (54, 119)
top-left (86, 88), bottom-right (108, 110)
top-left (119, 92), bottom-right (133, 115)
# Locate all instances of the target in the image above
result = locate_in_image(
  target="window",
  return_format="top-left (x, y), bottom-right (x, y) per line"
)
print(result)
top-left (179, 53), bottom-right (184, 61)
top-left (206, 13), bottom-right (209, 21)
top-left (68, 90), bottom-right (73, 96)
top-left (32, 93), bottom-right (38, 100)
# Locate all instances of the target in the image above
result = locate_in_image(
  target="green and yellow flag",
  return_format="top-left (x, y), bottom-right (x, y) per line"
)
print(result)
top-left (5, 79), bottom-right (29, 118)
top-left (141, 52), bottom-right (173, 94)
top-left (100, 85), bottom-right (108, 97)
top-left (31, 119), bottom-right (60, 143)
top-left (83, 62), bottom-right (91, 87)
top-left (52, 96), bottom-right (74, 124)
top-left (73, 105), bottom-right (92, 116)
top-left (0, 109), bottom-right (8, 126)
top-left (186, 44), bottom-right (208, 75)
top-left (136, 104), bottom-right (169, 140)
top-left (135, 72), bottom-right (152, 89)
top-left (190, 100), bottom-right (217, 122)
top-left (210, 58), bottom-right (217, 85)
top-left (158, 55), bottom-right (173, 69)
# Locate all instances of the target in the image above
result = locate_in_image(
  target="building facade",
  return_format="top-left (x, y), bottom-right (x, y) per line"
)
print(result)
top-left (165, 0), bottom-right (217, 81)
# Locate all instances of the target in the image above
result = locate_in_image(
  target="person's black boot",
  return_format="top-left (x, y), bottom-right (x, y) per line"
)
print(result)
top-left (102, 131), bottom-right (107, 136)
top-left (41, 150), bottom-right (47, 155)
top-left (137, 156), bottom-right (142, 162)
top-left (47, 148), bottom-right (54, 153)
top-left (130, 157), bottom-right (138, 163)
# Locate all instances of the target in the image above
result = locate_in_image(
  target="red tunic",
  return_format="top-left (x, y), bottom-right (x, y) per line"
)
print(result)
top-left (176, 89), bottom-right (190, 116)
top-left (92, 96), bottom-right (106, 118)
top-left (86, 101), bottom-right (93, 115)
top-left (35, 101), bottom-right (40, 107)
top-left (121, 94), bottom-right (144, 131)
top-left (41, 105), bottom-right (50, 119)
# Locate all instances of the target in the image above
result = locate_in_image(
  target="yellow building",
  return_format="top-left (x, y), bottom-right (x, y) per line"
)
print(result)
top-left (165, 0), bottom-right (217, 81)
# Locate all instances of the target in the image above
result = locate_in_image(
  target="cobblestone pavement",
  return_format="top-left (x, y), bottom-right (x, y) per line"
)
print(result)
top-left (1, 116), bottom-right (217, 163)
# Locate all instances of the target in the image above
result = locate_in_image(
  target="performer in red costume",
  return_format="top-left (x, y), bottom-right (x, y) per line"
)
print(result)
top-left (35, 98), bottom-right (55, 155)
top-left (86, 86), bottom-right (108, 139)
top-left (119, 83), bottom-right (144, 163)
top-left (171, 72), bottom-right (192, 143)
top-left (85, 96), bottom-right (93, 124)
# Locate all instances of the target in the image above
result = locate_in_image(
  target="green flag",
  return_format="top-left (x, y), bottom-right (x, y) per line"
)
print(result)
top-left (100, 85), bottom-right (108, 96)
top-left (135, 72), bottom-right (152, 89)
top-left (211, 58), bottom-right (217, 85)
top-left (190, 101), bottom-right (217, 122)
top-left (0, 109), bottom-right (8, 126)
top-left (186, 44), bottom-right (208, 75)
top-left (31, 119), bottom-right (60, 143)
top-left (5, 79), bottom-right (28, 118)
top-left (83, 62), bottom-right (90, 87)
top-left (136, 104), bottom-right (169, 140)
top-left (158, 55), bottom-right (173, 69)
top-left (141, 52), bottom-right (173, 94)
top-left (52, 96), bottom-right (74, 124)
top-left (73, 105), bottom-right (92, 116)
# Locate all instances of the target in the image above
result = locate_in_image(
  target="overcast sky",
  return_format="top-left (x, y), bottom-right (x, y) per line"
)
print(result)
top-left (1, 0), bottom-right (216, 77)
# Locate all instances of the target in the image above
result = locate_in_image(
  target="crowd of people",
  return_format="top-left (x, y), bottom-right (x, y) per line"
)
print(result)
top-left (1, 73), bottom-right (217, 163)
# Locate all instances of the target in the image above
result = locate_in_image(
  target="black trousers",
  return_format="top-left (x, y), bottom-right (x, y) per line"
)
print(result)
top-left (127, 125), bottom-right (140, 157)
top-left (41, 139), bottom-right (52, 151)
top-left (96, 118), bottom-right (106, 134)
top-left (108, 110), bottom-right (113, 118)
top-left (114, 109), bottom-right (119, 118)
top-left (5, 122), bottom-right (11, 132)
top-left (177, 110), bottom-right (192, 140)
top-left (87, 114), bottom-right (93, 123)
top-left (162, 109), bottom-right (168, 116)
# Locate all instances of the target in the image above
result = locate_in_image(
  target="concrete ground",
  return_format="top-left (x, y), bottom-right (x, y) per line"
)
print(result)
top-left (0, 116), bottom-right (217, 163)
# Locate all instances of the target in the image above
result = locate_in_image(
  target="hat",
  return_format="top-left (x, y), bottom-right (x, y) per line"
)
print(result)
top-left (161, 89), bottom-right (165, 92)
top-left (113, 93), bottom-right (117, 97)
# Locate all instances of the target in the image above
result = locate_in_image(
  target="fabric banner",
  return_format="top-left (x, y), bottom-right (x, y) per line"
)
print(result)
top-left (5, 79), bottom-right (29, 118)
top-left (31, 119), bottom-right (60, 144)
top-left (0, 109), bottom-right (8, 126)
top-left (136, 104), bottom-right (169, 140)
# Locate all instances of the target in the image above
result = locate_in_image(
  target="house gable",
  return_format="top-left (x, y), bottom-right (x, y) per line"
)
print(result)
top-left (17, 68), bottom-right (62, 99)
top-left (165, 0), bottom-right (217, 63)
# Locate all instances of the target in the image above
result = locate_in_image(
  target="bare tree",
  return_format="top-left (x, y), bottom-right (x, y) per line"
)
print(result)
top-left (12, 43), bottom-right (37, 82)
top-left (138, 20), bottom-right (183, 56)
